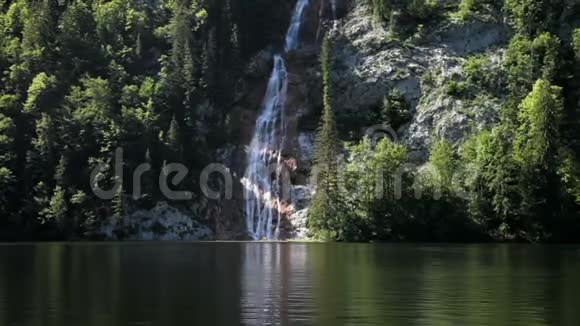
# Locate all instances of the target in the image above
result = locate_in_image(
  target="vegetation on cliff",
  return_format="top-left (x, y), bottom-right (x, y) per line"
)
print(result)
top-left (308, 0), bottom-right (580, 242)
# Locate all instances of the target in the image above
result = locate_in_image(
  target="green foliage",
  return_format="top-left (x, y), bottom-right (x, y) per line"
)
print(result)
top-left (344, 137), bottom-right (407, 240)
top-left (381, 89), bottom-right (409, 128)
top-left (309, 36), bottom-right (344, 239)
top-left (0, 113), bottom-right (15, 162)
top-left (573, 29), bottom-right (580, 61)
top-left (371, 0), bottom-right (389, 23)
top-left (463, 54), bottom-right (503, 94)
top-left (429, 139), bottom-right (457, 191)
top-left (504, 0), bottom-right (549, 36)
top-left (460, 127), bottom-right (520, 239)
top-left (445, 80), bottom-right (468, 97)
top-left (370, 0), bottom-right (439, 24)
top-left (24, 72), bottom-right (57, 114)
top-left (454, 0), bottom-right (476, 21)
top-left (42, 186), bottom-right (68, 229)
top-left (558, 149), bottom-right (580, 204)
top-left (0, 0), bottom-right (247, 237)
top-left (513, 79), bottom-right (563, 169)
top-left (166, 115), bottom-right (182, 158)
top-left (407, 0), bottom-right (438, 21)
top-left (504, 33), bottom-right (561, 103)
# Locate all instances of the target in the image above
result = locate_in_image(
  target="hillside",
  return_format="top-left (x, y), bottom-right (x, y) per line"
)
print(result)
top-left (1, 0), bottom-right (580, 242)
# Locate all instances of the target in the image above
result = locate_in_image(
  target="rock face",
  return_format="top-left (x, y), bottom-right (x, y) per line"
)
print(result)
top-left (329, 0), bottom-right (509, 158)
top-left (209, 0), bottom-right (513, 239)
top-left (95, 202), bottom-right (213, 241)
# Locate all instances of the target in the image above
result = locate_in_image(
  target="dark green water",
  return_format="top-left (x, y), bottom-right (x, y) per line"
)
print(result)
top-left (0, 243), bottom-right (579, 326)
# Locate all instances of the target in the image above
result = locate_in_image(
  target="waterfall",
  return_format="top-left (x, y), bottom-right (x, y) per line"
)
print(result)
top-left (243, 0), bottom-right (310, 240)
top-left (285, 0), bottom-right (310, 51)
top-left (330, 0), bottom-right (337, 19)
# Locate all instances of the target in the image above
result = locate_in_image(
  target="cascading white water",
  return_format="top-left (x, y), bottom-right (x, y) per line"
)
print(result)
top-left (285, 0), bottom-right (310, 52)
top-left (243, 0), bottom-right (310, 240)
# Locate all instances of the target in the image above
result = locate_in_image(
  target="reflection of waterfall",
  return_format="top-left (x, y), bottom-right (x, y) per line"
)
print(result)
top-left (243, 0), bottom-right (310, 240)
top-left (240, 244), bottom-right (310, 325)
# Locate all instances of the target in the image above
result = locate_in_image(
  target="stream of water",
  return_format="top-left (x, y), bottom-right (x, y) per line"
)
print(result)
top-left (243, 0), bottom-right (310, 240)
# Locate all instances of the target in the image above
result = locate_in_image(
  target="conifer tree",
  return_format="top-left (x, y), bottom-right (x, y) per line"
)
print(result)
top-left (308, 36), bottom-right (343, 238)
top-left (167, 115), bottom-right (180, 150)
top-left (54, 154), bottom-right (67, 188)
top-left (43, 186), bottom-right (67, 230)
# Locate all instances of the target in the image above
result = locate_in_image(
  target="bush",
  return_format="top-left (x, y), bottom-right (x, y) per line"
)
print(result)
top-left (445, 80), bottom-right (468, 97)
top-left (382, 89), bottom-right (410, 128)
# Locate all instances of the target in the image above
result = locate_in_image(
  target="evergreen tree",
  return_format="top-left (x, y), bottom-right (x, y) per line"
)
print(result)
top-left (54, 154), bottom-right (67, 188)
top-left (21, 0), bottom-right (55, 64)
top-left (514, 79), bottom-right (563, 169)
top-left (308, 36), bottom-right (343, 238)
top-left (43, 186), bottom-right (67, 230)
top-left (166, 115), bottom-right (181, 159)
top-left (504, 0), bottom-right (549, 36)
top-left (573, 29), bottom-right (580, 61)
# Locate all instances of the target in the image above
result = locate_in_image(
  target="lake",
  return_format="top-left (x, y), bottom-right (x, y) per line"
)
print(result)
top-left (0, 243), bottom-right (579, 326)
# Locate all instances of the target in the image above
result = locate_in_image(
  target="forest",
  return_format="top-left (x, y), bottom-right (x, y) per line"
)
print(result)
top-left (308, 0), bottom-right (580, 242)
top-left (1, 0), bottom-right (580, 242)
top-left (0, 0), bottom-right (280, 239)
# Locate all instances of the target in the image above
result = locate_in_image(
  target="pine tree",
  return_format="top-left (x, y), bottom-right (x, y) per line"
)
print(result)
top-left (513, 79), bottom-right (563, 239)
top-left (514, 79), bottom-right (563, 169)
top-left (308, 36), bottom-right (343, 238)
top-left (21, 0), bottom-right (55, 70)
top-left (504, 0), bottom-right (550, 36)
top-left (573, 29), bottom-right (580, 61)
top-left (43, 186), bottom-right (67, 230)
top-left (54, 154), bottom-right (67, 188)
top-left (167, 115), bottom-right (181, 154)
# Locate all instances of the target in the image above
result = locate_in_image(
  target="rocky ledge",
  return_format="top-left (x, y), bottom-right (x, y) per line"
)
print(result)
top-left (95, 202), bottom-right (214, 241)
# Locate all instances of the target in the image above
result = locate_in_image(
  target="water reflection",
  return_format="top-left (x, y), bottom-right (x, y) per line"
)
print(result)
top-left (0, 243), bottom-right (579, 326)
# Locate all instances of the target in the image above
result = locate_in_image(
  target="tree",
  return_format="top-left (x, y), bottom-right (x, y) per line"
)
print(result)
top-left (381, 89), bottom-right (409, 128)
top-left (54, 154), bottom-right (67, 188)
top-left (23, 72), bottom-right (57, 114)
top-left (504, 0), bottom-right (549, 36)
top-left (59, 0), bottom-right (99, 64)
top-left (573, 28), bottom-right (580, 64)
top-left (455, 0), bottom-right (476, 21)
top-left (514, 79), bottom-right (563, 169)
top-left (429, 138), bottom-right (457, 192)
top-left (308, 36), bottom-right (344, 238)
top-left (344, 137), bottom-right (407, 240)
top-left (166, 115), bottom-right (182, 159)
top-left (460, 127), bottom-right (520, 239)
top-left (0, 113), bottom-right (15, 165)
top-left (21, 0), bottom-right (55, 69)
top-left (42, 186), bottom-right (67, 230)
top-left (32, 113), bottom-right (56, 176)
